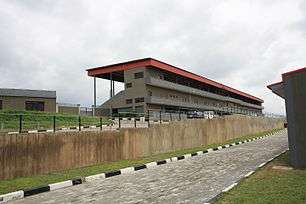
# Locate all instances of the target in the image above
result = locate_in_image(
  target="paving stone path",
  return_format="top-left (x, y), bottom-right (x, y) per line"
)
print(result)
top-left (12, 131), bottom-right (288, 204)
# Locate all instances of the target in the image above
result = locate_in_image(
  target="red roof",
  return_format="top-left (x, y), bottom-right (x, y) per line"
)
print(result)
top-left (282, 67), bottom-right (306, 77)
top-left (87, 58), bottom-right (263, 103)
top-left (267, 66), bottom-right (306, 99)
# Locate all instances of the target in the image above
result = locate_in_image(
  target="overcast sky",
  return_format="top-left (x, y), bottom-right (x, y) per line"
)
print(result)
top-left (1, 0), bottom-right (306, 114)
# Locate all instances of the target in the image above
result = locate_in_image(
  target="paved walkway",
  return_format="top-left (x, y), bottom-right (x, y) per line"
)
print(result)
top-left (12, 131), bottom-right (288, 204)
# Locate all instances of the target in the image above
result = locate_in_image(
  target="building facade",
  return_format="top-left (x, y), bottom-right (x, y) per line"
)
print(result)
top-left (87, 58), bottom-right (264, 116)
top-left (0, 88), bottom-right (56, 112)
top-left (268, 67), bottom-right (306, 168)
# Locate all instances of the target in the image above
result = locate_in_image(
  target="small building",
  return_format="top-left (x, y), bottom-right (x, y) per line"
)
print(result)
top-left (87, 58), bottom-right (264, 116)
top-left (268, 67), bottom-right (306, 168)
top-left (0, 88), bottom-right (56, 112)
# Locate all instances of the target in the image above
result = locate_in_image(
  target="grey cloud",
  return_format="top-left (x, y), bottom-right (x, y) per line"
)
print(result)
top-left (1, 0), bottom-right (305, 114)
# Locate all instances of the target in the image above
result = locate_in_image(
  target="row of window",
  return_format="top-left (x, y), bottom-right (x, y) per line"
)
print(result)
top-left (125, 72), bottom-right (144, 89)
top-left (134, 72), bottom-right (144, 79)
top-left (126, 97), bottom-right (145, 104)
top-left (0, 100), bottom-right (44, 111)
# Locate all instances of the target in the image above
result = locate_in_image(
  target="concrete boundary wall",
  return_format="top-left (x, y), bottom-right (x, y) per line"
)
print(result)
top-left (0, 115), bottom-right (283, 180)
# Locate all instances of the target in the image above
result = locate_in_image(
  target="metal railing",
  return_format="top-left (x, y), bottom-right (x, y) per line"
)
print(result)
top-left (0, 110), bottom-right (284, 134)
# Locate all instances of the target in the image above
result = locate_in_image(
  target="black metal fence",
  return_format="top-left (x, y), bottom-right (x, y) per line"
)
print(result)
top-left (0, 110), bottom-right (284, 134)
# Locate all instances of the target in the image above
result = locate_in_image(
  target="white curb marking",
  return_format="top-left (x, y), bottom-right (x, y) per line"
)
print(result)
top-left (244, 171), bottom-right (255, 178)
top-left (0, 191), bottom-right (24, 203)
top-left (49, 180), bottom-right (73, 191)
top-left (171, 157), bottom-right (178, 161)
top-left (207, 148), bottom-right (213, 152)
top-left (120, 167), bottom-right (134, 174)
top-left (184, 154), bottom-right (192, 158)
top-left (258, 162), bottom-right (267, 168)
top-left (85, 173), bottom-right (106, 182)
top-left (145, 162), bottom-right (157, 168)
top-left (222, 183), bottom-right (238, 192)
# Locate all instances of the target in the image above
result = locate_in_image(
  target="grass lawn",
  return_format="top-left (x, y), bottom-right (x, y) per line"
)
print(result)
top-left (215, 151), bottom-right (306, 204)
top-left (0, 110), bottom-right (111, 132)
top-left (0, 128), bottom-right (283, 195)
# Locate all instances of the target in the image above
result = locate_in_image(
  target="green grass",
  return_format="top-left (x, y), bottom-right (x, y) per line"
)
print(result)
top-left (0, 128), bottom-right (283, 195)
top-left (215, 151), bottom-right (306, 204)
top-left (0, 110), bottom-right (111, 132)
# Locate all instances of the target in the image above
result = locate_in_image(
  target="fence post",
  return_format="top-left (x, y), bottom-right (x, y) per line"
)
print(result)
top-left (100, 117), bottom-right (102, 131)
top-left (19, 115), bottom-right (23, 133)
top-left (53, 115), bottom-right (56, 132)
top-left (78, 116), bottom-right (81, 131)
top-left (179, 111), bottom-right (181, 121)
top-left (118, 114), bottom-right (121, 129)
top-left (147, 110), bottom-right (150, 128)
top-left (160, 111), bottom-right (162, 124)
top-left (134, 116), bottom-right (137, 128)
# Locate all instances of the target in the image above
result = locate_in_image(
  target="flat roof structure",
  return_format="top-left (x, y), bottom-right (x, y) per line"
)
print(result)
top-left (0, 88), bottom-right (57, 112)
top-left (0, 88), bottom-right (56, 99)
top-left (87, 58), bottom-right (263, 103)
top-left (267, 67), bottom-right (306, 99)
top-left (87, 58), bottom-right (263, 117)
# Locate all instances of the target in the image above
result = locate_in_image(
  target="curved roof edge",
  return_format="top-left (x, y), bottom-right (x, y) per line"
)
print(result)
top-left (87, 58), bottom-right (263, 103)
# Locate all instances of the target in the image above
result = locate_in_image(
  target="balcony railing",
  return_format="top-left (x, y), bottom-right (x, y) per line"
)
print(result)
top-left (145, 77), bottom-right (263, 110)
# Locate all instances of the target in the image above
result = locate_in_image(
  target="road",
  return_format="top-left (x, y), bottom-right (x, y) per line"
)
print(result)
top-left (12, 130), bottom-right (288, 204)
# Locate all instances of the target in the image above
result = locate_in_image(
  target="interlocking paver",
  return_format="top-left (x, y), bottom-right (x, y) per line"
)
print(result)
top-left (11, 131), bottom-right (288, 204)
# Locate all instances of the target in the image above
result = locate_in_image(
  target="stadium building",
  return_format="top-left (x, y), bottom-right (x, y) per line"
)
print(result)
top-left (87, 58), bottom-right (264, 116)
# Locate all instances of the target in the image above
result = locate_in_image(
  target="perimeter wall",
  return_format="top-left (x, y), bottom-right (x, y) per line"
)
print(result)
top-left (0, 115), bottom-right (284, 179)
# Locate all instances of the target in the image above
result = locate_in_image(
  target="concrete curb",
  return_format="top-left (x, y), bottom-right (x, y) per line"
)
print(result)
top-left (0, 129), bottom-right (285, 203)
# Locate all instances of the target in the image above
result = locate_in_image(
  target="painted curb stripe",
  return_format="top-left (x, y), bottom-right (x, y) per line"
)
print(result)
top-left (222, 183), bottom-right (238, 192)
top-left (191, 152), bottom-right (198, 157)
top-left (203, 150), bottom-right (208, 154)
top-left (244, 171), bottom-right (255, 178)
top-left (24, 186), bottom-right (50, 197)
top-left (134, 165), bottom-right (147, 171)
top-left (156, 160), bottom-right (167, 165)
top-left (184, 154), bottom-right (192, 158)
top-left (171, 157), bottom-right (178, 162)
top-left (145, 162), bottom-right (157, 168)
top-left (177, 156), bottom-right (185, 160)
top-left (120, 167), bottom-right (134, 174)
top-left (105, 170), bottom-right (121, 178)
top-left (0, 191), bottom-right (24, 203)
top-left (72, 178), bottom-right (82, 185)
top-left (258, 162), bottom-right (267, 168)
top-left (85, 173), bottom-right (105, 181)
top-left (49, 180), bottom-right (73, 191)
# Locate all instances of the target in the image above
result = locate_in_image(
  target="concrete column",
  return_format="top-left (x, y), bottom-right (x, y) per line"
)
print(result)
top-left (93, 77), bottom-right (96, 116)
top-left (112, 80), bottom-right (115, 96)
top-left (110, 73), bottom-right (113, 98)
